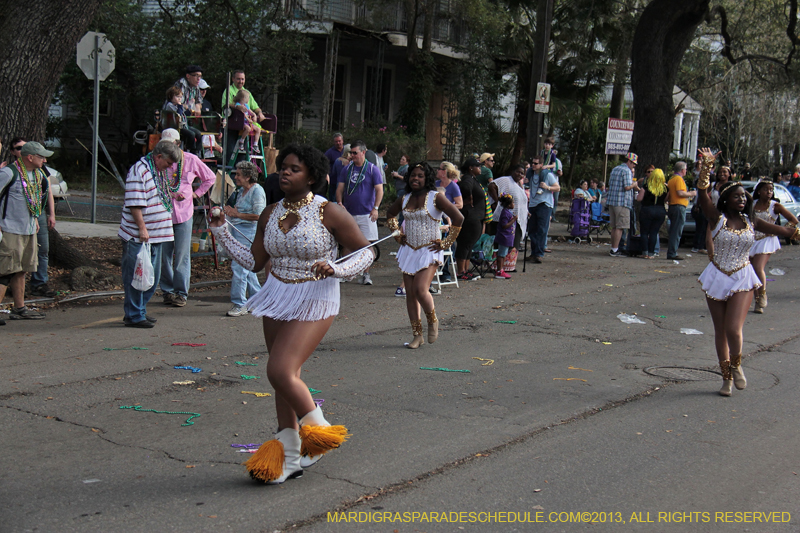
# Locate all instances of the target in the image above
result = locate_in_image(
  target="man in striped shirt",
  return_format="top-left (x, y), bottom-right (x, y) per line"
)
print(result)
top-left (119, 141), bottom-right (179, 328)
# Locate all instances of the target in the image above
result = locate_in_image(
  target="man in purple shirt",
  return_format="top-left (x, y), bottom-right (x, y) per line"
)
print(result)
top-left (324, 133), bottom-right (345, 168)
top-left (336, 140), bottom-right (383, 285)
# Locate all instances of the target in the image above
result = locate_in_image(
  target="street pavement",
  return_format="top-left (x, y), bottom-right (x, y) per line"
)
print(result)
top-left (2, 237), bottom-right (799, 533)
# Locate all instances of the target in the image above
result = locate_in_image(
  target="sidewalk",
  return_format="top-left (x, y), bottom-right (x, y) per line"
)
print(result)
top-left (57, 220), bottom-right (120, 238)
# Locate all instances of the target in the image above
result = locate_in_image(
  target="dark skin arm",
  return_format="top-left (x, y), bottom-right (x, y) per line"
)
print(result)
top-left (488, 182), bottom-right (499, 203)
top-left (313, 202), bottom-right (373, 277)
top-left (386, 195), bottom-right (404, 219)
top-left (696, 148), bottom-right (722, 227)
top-left (753, 217), bottom-right (798, 239)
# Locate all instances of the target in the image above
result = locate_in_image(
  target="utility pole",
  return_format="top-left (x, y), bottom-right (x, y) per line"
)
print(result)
top-left (525, 0), bottom-right (554, 159)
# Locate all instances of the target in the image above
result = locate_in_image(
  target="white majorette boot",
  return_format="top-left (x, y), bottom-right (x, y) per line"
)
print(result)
top-left (244, 428), bottom-right (303, 484)
top-left (298, 406), bottom-right (350, 460)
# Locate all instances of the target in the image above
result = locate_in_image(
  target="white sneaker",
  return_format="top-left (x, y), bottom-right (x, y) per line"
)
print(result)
top-left (691, 248), bottom-right (699, 253)
top-left (227, 305), bottom-right (249, 317)
top-left (362, 273), bottom-right (373, 285)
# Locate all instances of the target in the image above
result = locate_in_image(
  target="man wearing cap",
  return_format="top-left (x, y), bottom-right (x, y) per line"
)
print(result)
top-left (158, 129), bottom-right (216, 308)
top-left (525, 157), bottom-right (559, 263)
top-left (478, 153), bottom-right (495, 188)
top-left (174, 65), bottom-right (204, 117)
top-left (222, 70), bottom-right (266, 122)
top-left (0, 142), bottom-right (52, 320)
top-left (118, 141), bottom-right (180, 328)
top-left (199, 79), bottom-right (214, 114)
top-left (606, 152), bottom-right (640, 257)
top-left (666, 161), bottom-right (696, 261)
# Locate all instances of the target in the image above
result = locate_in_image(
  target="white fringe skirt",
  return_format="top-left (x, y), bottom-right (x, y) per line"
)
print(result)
top-left (750, 236), bottom-right (780, 257)
top-left (246, 274), bottom-right (340, 322)
top-left (698, 262), bottom-right (762, 301)
top-left (397, 245), bottom-right (443, 276)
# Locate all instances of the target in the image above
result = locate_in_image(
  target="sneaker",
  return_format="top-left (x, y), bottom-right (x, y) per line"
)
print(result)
top-left (668, 255), bottom-right (684, 261)
top-left (163, 293), bottom-right (176, 305)
top-left (429, 286), bottom-right (440, 295)
top-left (123, 315), bottom-right (158, 325)
top-left (653, 253), bottom-right (660, 257)
top-left (172, 295), bottom-right (187, 307)
top-left (691, 248), bottom-right (700, 253)
top-left (496, 270), bottom-right (511, 279)
top-left (458, 272), bottom-right (471, 281)
top-left (30, 285), bottom-right (56, 297)
top-left (394, 287), bottom-right (406, 297)
top-left (469, 273), bottom-right (481, 281)
top-left (609, 250), bottom-right (624, 257)
top-left (361, 273), bottom-right (373, 285)
top-left (9, 306), bottom-right (45, 320)
top-left (124, 319), bottom-right (155, 328)
top-left (440, 274), bottom-right (452, 283)
top-left (227, 305), bottom-right (249, 317)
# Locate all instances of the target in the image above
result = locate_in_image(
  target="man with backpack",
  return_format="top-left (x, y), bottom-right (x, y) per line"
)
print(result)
top-left (0, 142), bottom-right (51, 321)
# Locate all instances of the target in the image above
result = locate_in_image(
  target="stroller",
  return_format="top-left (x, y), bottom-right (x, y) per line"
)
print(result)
top-left (568, 198), bottom-right (592, 243)
top-left (468, 234), bottom-right (496, 279)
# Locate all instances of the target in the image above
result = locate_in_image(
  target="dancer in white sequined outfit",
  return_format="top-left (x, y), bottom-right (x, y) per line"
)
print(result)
top-left (695, 148), bottom-right (800, 396)
top-left (209, 144), bottom-right (374, 483)
top-left (749, 180), bottom-right (798, 313)
top-left (386, 162), bottom-right (464, 349)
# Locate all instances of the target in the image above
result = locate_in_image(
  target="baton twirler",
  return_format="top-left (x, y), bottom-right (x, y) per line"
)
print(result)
top-left (334, 230), bottom-right (402, 263)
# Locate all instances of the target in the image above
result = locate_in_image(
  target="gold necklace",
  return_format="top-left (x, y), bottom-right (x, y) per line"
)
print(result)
top-left (278, 192), bottom-right (314, 234)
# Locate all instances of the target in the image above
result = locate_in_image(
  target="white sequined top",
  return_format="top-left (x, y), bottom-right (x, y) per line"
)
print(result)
top-left (264, 194), bottom-right (336, 283)
top-left (753, 201), bottom-right (777, 241)
top-left (402, 191), bottom-right (443, 250)
top-left (710, 214), bottom-right (755, 275)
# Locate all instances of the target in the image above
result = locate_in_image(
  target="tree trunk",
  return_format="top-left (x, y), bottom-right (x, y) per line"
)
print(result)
top-left (48, 228), bottom-right (98, 270)
top-left (525, 0), bottom-right (554, 159)
top-left (630, 0), bottom-right (710, 172)
top-left (0, 0), bottom-right (103, 155)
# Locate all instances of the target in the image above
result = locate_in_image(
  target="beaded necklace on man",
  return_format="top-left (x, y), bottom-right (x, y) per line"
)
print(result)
top-left (14, 158), bottom-right (43, 217)
top-left (146, 153), bottom-right (180, 212)
top-left (345, 160), bottom-right (370, 196)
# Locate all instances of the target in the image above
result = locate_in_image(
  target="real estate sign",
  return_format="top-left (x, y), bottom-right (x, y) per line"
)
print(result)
top-left (605, 118), bottom-right (634, 155)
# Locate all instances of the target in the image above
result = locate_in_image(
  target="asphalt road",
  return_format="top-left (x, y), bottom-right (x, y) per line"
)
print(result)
top-left (2, 238), bottom-right (799, 533)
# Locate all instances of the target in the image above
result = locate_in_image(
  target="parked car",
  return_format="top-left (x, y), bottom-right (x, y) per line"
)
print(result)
top-left (679, 181), bottom-right (800, 243)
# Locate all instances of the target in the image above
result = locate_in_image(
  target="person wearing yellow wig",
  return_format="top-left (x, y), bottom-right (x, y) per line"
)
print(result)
top-left (639, 168), bottom-right (669, 259)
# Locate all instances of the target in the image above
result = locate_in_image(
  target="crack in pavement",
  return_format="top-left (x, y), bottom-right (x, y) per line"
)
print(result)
top-left (280, 382), bottom-right (677, 531)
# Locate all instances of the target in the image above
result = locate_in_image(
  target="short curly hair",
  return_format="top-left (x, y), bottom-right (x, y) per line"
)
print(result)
top-left (276, 143), bottom-right (330, 196)
top-left (406, 161), bottom-right (436, 193)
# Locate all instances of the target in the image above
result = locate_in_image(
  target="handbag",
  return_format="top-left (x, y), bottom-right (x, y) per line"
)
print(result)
top-left (131, 243), bottom-right (154, 291)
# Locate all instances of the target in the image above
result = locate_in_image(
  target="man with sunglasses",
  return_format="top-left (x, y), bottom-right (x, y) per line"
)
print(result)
top-left (478, 152), bottom-right (495, 188)
top-left (0, 142), bottom-right (52, 320)
top-left (173, 65), bottom-right (204, 117)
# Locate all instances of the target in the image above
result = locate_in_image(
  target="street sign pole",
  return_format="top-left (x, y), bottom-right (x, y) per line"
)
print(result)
top-left (91, 34), bottom-right (100, 224)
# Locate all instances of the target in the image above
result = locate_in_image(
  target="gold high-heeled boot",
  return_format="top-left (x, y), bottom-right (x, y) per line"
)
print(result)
top-left (719, 360), bottom-right (733, 396)
top-left (729, 353), bottom-right (747, 390)
top-left (407, 319), bottom-right (424, 349)
top-left (425, 309), bottom-right (438, 344)
top-left (754, 287), bottom-right (766, 314)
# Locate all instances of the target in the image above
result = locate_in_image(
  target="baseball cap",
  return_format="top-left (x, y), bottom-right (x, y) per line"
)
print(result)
top-left (198, 79), bottom-right (210, 89)
top-left (161, 129), bottom-right (181, 143)
top-left (20, 141), bottom-right (54, 158)
top-left (479, 152), bottom-right (495, 163)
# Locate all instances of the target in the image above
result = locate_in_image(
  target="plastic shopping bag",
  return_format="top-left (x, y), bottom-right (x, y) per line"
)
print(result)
top-left (131, 243), bottom-right (154, 291)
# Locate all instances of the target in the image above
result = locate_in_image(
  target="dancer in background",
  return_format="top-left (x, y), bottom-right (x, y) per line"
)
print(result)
top-left (209, 144), bottom-right (373, 483)
top-left (695, 148), bottom-right (799, 396)
top-left (386, 162), bottom-right (463, 349)
top-left (749, 179), bottom-right (798, 313)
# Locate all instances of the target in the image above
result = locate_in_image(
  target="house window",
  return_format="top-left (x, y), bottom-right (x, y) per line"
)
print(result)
top-left (363, 64), bottom-right (393, 123)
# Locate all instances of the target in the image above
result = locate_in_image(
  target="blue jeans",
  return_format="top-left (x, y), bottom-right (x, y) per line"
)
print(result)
top-left (230, 224), bottom-right (260, 307)
top-left (528, 203), bottom-right (551, 258)
top-left (31, 212), bottom-right (49, 287)
top-left (693, 207), bottom-right (708, 250)
top-left (122, 240), bottom-right (164, 323)
top-left (160, 220), bottom-right (192, 298)
top-left (667, 205), bottom-right (686, 258)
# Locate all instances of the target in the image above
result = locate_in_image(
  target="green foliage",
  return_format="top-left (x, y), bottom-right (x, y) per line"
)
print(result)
top-left (57, 0), bottom-right (316, 167)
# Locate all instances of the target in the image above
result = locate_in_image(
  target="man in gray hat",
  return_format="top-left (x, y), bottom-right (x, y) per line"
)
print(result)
top-left (0, 141), bottom-right (51, 320)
